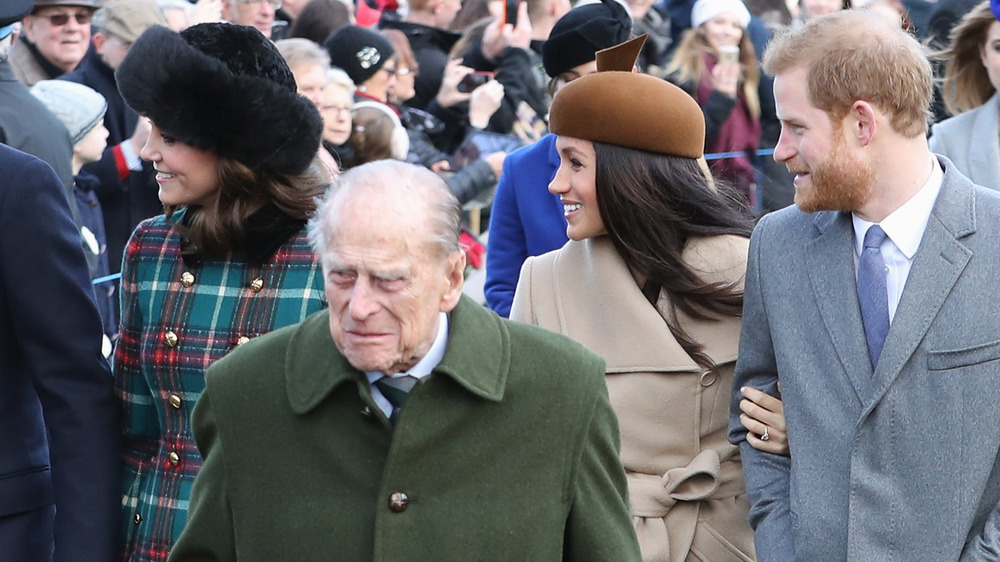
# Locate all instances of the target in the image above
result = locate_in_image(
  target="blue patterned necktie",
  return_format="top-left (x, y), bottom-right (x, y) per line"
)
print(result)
top-left (374, 375), bottom-right (419, 423)
top-left (858, 225), bottom-right (890, 369)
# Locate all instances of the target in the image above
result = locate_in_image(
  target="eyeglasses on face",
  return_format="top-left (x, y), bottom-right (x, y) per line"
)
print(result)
top-left (322, 105), bottom-right (352, 115)
top-left (237, 0), bottom-right (283, 8)
top-left (36, 11), bottom-right (92, 26)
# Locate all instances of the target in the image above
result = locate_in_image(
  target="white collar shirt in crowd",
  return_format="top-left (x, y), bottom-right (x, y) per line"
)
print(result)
top-left (852, 156), bottom-right (943, 323)
top-left (365, 312), bottom-right (449, 418)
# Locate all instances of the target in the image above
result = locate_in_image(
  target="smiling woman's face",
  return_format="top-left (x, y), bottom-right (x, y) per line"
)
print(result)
top-left (141, 123), bottom-right (221, 207)
top-left (548, 136), bottom-right (605, 241)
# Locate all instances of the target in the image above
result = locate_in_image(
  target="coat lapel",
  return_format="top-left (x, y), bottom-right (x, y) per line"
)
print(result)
top-left (286, 310), bottom-right (363, 414)
top-left (865, 161), bottom-right (974, 412)
top-left (806, 211), bottom-right (871, 403)
top-left (968, 93), bottom-right (1000, 191)
top-left (550, 238), bottom-right (700, 373)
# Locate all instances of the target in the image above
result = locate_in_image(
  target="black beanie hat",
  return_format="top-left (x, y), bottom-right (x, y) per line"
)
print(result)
top-left (323, 25), bottom-right (395, 86)
top-left (542, 0), bottom-right (633, 78)
top-left (116, 23), bottom-right (323, 176)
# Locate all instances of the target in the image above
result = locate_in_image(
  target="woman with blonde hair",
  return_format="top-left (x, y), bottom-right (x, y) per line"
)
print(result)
top-left (929, 0), bottom-right (1000, 190)
top-left (114, 23), bottom-right (328, 559)
top-left (666, 0), bottom-right (762, 207)
top-left (512, 36), bottom-right (785, 561)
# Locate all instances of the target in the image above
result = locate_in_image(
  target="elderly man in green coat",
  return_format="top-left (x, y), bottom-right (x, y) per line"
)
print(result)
top-left (168, 160), bottom-right (641, 561)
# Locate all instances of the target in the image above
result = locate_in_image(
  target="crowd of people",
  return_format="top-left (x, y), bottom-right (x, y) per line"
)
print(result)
top-left (4, 0), bottom-right (1000, 560)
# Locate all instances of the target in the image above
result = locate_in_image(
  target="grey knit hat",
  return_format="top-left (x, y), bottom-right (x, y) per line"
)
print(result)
top-left (30, 80), bottom-right (108, 145)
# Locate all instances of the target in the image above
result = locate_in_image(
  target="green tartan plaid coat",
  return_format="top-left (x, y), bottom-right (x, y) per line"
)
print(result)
top-left (113, 211), bottom-right (326, 561)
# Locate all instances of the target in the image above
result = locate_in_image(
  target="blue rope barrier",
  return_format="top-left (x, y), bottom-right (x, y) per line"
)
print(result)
top-left (93, 272), bottom-right (122, 285)
top-left (704, 148), bottom-right (775, 161)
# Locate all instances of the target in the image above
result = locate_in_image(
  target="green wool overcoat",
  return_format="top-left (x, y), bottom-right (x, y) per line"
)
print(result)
top-left (168, 295), bottom-right (642, 561)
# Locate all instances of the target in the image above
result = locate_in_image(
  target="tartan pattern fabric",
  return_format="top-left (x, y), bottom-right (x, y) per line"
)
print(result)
top-left (114, 213), bottom-right (327, 561)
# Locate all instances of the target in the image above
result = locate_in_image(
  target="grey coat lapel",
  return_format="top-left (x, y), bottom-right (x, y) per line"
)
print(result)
top-left (806, 211), bottom-right (872, 402)
top-left (968, 93), bottom-right (1000, 191)
top-left (865, 161), bottom-right (975, 413)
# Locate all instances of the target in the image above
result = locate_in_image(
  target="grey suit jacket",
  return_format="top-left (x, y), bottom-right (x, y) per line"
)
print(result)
top-left (729, 157), bottom-right (1000, 561)
top-left (930, 93), bottom-right (1000, 191)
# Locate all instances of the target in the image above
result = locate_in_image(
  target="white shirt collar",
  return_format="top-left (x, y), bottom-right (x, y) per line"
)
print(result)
top-left (365, 312), bottom-right (449, 383)
top-left (852, 156), bottom-right (942, 258)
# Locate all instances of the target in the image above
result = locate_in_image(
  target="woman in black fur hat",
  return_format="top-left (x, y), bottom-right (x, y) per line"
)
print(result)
top-left (113, 22), bottom-right (328, 560)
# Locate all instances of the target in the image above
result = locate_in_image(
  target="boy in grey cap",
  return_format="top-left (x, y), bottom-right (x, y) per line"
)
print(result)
top-left (31, 79), bottom-right (117, 355)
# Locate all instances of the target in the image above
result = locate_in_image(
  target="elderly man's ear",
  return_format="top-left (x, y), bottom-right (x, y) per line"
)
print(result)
top-left (440, 250), bottom-right (466, 313)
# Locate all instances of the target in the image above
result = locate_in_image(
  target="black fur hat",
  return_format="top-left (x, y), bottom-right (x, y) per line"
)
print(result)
top-left (116, 23), bottom-right (322, 176)
top-left (542, 0), bottom-right (633, 78)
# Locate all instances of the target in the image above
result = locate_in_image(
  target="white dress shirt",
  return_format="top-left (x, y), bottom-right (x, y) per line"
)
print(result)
top-left (365, 312), bottom-right (449, 418)
top-left (852, 157), bottom-right (943, 323)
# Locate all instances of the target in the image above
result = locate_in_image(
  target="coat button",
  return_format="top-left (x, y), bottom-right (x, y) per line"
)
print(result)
top-left (699, 370), bottom-right (717, 387)
top-left (165, 331), bottom-right (178, 347)
top-left (236, 336), bottom-right (250, 346)
top-left (133, 513), bottom-right (142, 525)
top-left (181, 271), bottom-right (195, 287)
top-left (249, 277), bottom-right (264, 293)
top-left (360, 406), bottom-right (374, 417)
top-left (168, 451), bottom-right (180, 467)
top-left (388, 491), bottom-right (409, 512)
top-left (169, 394), bottom-right (182, 409)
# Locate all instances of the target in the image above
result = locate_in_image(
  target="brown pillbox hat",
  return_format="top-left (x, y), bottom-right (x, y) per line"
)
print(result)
top-left (548, 35), bottom-right (706, 158)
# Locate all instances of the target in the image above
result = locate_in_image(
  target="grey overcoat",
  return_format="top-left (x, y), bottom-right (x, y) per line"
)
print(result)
top-left (729, 157), bottom-right (1000, 561)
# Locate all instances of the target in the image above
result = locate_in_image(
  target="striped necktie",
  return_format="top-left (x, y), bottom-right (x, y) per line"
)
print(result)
top-left (374, 375), bottom-right (419, 423)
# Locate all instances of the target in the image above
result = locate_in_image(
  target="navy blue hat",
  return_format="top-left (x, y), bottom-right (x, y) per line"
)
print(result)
top-left (542, 0), bottom-right (633, 78)
top-left (0, 0), bottom-right (32, 39)
top-left (324, 25), bottom-right (395, 86)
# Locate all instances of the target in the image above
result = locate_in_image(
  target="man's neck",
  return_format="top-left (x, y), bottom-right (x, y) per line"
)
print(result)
top-left (857, 140), bottom-right (935, 224)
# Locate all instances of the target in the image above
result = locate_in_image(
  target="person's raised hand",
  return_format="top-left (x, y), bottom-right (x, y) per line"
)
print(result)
top-left (711, 61), bottom-right (741, 98)
top-left (436, 58), bottom-right (474, 108)
top-left (469, 79), bottom-right (505, 129)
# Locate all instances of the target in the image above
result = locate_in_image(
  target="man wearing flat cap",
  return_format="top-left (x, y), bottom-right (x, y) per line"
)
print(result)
top-left (169, 160), bottom-right (641, 562)
top-left (61, 0), bottom-right (166, 279)
top-left (0, 10), bottom-right (120, 562)
top-left (10, 0), bottom-right (101, 86)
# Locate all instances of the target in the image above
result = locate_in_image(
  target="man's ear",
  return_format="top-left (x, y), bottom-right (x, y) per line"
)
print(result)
top-left (851, 100), bottom-right (878, 147)
top-left (92, 31), bottom-right (107, 55)
top-left (440, 250), bottom-right (466, 313)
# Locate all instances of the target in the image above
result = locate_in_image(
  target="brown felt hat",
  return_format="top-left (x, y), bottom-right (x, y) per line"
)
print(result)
top-left (548, 35), bottom-right (706, 158)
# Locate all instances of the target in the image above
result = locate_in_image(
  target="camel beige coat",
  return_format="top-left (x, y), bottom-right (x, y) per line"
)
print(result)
top-left (512, 235), bottom-right (755, 562)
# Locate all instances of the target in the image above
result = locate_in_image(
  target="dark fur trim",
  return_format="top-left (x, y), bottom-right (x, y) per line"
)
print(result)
top-left (116, 23), bottom-right (322, 175)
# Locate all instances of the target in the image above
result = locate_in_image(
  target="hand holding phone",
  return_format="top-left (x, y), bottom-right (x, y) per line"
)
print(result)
top-left (458, 71), bottom-right (494, 94)
top-left (719, 45), bottom-right (740, 66)
top-left (501, 0), bottom-right (518, 27)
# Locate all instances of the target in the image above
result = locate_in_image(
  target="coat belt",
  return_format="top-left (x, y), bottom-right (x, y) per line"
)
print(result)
top-left (627, 449), bottom-right (747, 561)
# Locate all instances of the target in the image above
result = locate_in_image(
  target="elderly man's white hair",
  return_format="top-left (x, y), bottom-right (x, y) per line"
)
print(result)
top-left (308, 160), bottom-right (462, 262)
